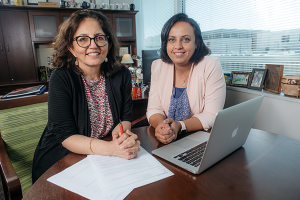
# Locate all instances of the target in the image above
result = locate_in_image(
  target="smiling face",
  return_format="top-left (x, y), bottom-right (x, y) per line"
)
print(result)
top-left (167, 21), bottom-right (197, 68)
top-left (68, 18), bottom-right (109, 73)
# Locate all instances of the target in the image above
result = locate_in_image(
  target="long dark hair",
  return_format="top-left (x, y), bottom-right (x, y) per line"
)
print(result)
top-left (160, 13), bottom-right (211, 65)
top-left (53, 9), bottom-right (120, 76)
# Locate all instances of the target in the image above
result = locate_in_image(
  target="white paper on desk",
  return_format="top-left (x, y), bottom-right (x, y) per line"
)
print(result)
top-left (87, 146), bottom-right (174, 197)
top-left (47, 158), bottom-right (132, 200)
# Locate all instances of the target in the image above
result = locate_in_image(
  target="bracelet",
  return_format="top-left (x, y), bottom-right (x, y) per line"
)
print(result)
top-left (178, 121), bottom-right (186, 135)
top-left (89, 138), bottom-right (96, 155)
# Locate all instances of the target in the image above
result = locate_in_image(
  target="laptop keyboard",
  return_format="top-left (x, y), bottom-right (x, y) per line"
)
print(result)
top-left (173, 141), bottom-right (207, 167)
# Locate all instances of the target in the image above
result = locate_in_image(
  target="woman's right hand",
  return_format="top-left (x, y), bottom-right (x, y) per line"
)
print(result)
top-left (155, 120), bottom-right (176, 144)
top-left (109, 130), bottom-right (140, 160)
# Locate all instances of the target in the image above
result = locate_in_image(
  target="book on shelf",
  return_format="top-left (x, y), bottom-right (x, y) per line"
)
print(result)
top-left (1, 85), bottom-right (46, 100)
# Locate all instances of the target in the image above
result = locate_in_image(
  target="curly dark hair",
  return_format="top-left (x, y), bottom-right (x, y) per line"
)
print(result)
top-left (53, 9), bottom-right (120, 76)
top-left (160, 13), bottom-right (211, 65)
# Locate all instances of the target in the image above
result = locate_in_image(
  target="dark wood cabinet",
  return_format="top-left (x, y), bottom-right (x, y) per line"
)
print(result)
top-left (0, 23), bottom-right (11, 85)
top-left (58, 10), bottom-right (74, 23)
top-left (0, 11), bottom-right (37, 85)
top-left (28, 11), bottom-right (60, 42)
top-left (112, 13), bottom-right (136, 41)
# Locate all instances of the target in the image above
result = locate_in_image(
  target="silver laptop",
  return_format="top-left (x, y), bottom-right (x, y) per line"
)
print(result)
top-left (152, 95), bottom-right (264, 174)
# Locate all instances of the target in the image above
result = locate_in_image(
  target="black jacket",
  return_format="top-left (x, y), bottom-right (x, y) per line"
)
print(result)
top-left (32, 66), bottom-right (132, 183)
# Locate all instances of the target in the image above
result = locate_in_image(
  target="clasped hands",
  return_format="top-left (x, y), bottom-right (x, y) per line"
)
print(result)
top-left (111, 130), bottom-right (140, 160)
top-left (155, 118), bottom-right (181, 144)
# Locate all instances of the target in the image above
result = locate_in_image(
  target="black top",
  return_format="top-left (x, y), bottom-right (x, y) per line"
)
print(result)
top-left (32, 66), bottom-right (132, 183)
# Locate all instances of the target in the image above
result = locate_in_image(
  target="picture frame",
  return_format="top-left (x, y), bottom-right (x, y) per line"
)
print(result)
top-left (119, 45), bottom-right (131, 57)
top-left (264, 64), bottom-right (284, 94)
top-left (224, 73), bottom-right (231, 86)
top-left (247, 68), bottom-right (268, 90)
top-left (230, 71), bottom-right (251, 87)
top-left (27, 0), bottom-right (47, 5)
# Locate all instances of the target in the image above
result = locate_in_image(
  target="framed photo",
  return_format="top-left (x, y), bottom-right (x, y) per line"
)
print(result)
top-left (119, 45), bottom-right (131, 57)
top-left (264, 64), bottom-right (284, 94)
top-left (230, 71), bottom-right (251, 87)
top-left (247, 69), bottom-right (268, 90)
top-left (27, 0), bottom-right (47, 5)
top-left (224, 73), bottom-right (231, 86)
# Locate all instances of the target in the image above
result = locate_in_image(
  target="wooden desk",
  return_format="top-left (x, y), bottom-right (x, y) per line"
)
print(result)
top-left (23, 127), bottom-right (300, 200)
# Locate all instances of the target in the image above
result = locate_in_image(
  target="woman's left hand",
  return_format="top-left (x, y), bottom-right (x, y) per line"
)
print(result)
top-left (164, 118), bottom-right (181, 141)
top-left (112, 130), bottom-right (141, 159)
top-left (154, 118), bottom-right (181, 144)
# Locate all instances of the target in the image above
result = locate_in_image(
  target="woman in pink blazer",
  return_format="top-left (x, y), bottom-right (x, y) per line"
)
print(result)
top-left (146, 13), bottom-right (226, 144)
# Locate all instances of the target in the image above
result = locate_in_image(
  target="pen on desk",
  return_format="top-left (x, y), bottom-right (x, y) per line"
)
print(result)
top-left (119, 120), bottom-right (124, 135)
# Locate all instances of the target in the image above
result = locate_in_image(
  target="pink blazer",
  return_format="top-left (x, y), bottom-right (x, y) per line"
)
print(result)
top-left (146, 56), bottom-right (226, 130)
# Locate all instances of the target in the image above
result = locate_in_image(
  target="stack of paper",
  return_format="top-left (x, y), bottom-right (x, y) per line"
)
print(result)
top-left (48, 158), bottom-right (131, 200)
top-left (48, 147), bottom-right (173, 200)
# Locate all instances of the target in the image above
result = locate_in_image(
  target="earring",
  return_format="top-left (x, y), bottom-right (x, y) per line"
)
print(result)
top-left (75, 58), bottom-right (78, 65)
top-left (105, 57), bottom-right (108, 62)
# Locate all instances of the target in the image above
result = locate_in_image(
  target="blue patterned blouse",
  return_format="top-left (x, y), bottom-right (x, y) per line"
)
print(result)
top-left (167, 87), bottom-right (191, 121)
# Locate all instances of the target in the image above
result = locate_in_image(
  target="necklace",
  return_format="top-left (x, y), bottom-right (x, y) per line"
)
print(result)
top-left (175, 68), bottom-right (190, 87)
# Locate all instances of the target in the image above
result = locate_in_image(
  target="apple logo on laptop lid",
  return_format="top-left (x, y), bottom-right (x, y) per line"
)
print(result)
top-left (232, 126), bottom-right (239, 138)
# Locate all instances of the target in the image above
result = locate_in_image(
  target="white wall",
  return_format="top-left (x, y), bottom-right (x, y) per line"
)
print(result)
top-left (225, 87), bottom-right (300, 141)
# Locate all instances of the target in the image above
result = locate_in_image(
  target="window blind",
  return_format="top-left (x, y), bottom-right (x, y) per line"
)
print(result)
top-left (138, 0), bottom-right (174, 51)
top-left (185, 0), bottom-right (300, 75)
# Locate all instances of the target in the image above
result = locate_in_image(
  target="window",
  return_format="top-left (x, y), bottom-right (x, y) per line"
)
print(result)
top-left (135, 0), bottom-right (174, 56)
top-left (282, 35), bottom-right (290, 43)
top-left (185, 0), bottom-right (300, 75)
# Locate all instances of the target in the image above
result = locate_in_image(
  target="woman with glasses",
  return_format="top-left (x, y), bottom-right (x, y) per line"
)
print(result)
top-left (32, 10), bottom-right (140, 183)
top-left (147, 13), bottom-right (226, 144)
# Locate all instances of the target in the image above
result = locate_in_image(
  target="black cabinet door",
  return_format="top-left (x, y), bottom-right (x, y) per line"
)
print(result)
top-left (0, 11), bottom-right (37, 84)
top-left (0, 22), bottom-right (11, 85)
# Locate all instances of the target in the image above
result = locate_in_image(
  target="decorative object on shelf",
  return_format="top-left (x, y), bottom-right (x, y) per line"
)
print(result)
top-left (110, 4), bottom-right (115, 10)
top-left (119, 45), bottom-right (131, 57)
top-left (116, 3), bottom-right (122, 10)
top-left (27, 0), bottom-right (47, 5)
top-left (281, 75), bottom-right (300, 97)
top-left (90, 2), bottom-right (95, 9)
top-left (46, 66), bottom-right (55, 81)
top-left (16, 0), bottom-right (24, 6)
top-left (224, 73), bottom-right (231, 86)
top-left (132, 54), bottom-right (141, 72)
top-left (2, 0), bottom-right (11, 5)
top-left (121, 54), bottom-right (134, 67)
top-left (136, 67), bottom-right (142, 77)
top-left (130, 3), bottom-right (135, 10)
top-left (38, 2), bottom-right (59, 7)
top-left (264, 64), bottom-right (284, 94)
top-left (102, 2), bottom-right (109, 9)
top-left (123, 3), bottom-right (130, 10)
top-left (75, 0), bottom-right (81, 8)
top-left (81, 1), bottom-right (90, 9)
top-left (230, 71), bottom-right (251, 87)
top-left (39, 66), bottom-right (47, 82)
top-left (47, 56), bottom-right (54, 65)
top-left (131, 55), bottom-right (140, 61)
top-left (247, 68), bottom-right (268, 90)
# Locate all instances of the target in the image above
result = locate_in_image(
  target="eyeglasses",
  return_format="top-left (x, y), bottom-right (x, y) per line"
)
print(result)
top-left (73, 35), bottom-right (109, 48)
